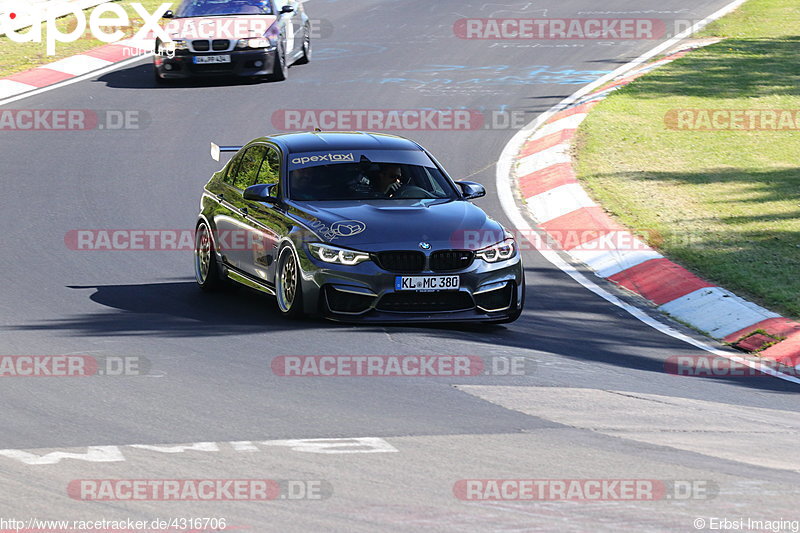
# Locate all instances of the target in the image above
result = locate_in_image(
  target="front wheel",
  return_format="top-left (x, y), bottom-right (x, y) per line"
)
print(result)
top-left (266, 41), bottom-right (288, 82)
top-left (195, 222), bottom-right (223, 291)
top-left (295, 25), bottom-right (311, 65)
top-left (275, 247), bottom-right (304, 318)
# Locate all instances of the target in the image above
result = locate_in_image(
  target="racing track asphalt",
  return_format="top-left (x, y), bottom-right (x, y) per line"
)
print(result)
top-left (1, 1), bottom-right (799, 530)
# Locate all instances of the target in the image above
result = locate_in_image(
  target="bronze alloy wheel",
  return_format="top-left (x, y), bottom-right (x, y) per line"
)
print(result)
top-left (276, 247), bottom-right (303, 317)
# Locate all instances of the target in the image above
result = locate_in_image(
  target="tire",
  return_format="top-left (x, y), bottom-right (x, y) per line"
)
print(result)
top-left (152, 43), bottom-right (167, 85)
top-left (275, 246), bottom-right (304, 319)
top-left (194, 222), bottom-right (223, 291)
top-left (266, 40), bottom-right (288, 82)
top-left (153, 64), bottom-right (166, 85)
top-left (295, 26), bottom-right (311, 65)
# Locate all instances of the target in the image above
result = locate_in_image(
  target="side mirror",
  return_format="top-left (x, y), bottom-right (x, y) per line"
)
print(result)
top-left (162, 10), bottom-right (174, 18)
top-left (244, 183), bottom-right (279, 203)
top-left (457, 181), bottom-right (486, 200)
top-left (280, 5), bottom-right (295, 14)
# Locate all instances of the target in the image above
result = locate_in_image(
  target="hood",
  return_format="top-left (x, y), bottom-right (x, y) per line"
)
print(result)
top-left (287, 200), bottom-right (506, 251)
top-left (166, 15), bottom-right (276, 41)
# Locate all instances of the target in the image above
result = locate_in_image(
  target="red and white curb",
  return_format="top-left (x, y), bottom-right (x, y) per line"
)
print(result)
top-left (0, 36), bottom-right (151, 101)
top-left (510, 49), bottom-right (800, 370)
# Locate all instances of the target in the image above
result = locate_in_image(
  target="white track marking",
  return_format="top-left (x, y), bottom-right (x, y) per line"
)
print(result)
top-left (0, 446), bottom-right (125, 465)
top-left (129, 442), bottom-right (221, 453)
top-left (0, 437), bottom-right (398, 465)
top-left (261, 437), bottom-right (399, 454)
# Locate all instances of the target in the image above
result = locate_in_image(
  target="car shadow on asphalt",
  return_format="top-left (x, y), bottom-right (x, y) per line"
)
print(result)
top-left (95, 63), bottom-right (272, 90)
top-left (8, 269), bottom-right (797, 393)
top-left (11, 280), bottom-right (328, 337)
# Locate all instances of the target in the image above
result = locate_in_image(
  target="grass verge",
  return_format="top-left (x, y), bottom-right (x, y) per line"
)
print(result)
top-left (574, 0), bottom-right (800, 319)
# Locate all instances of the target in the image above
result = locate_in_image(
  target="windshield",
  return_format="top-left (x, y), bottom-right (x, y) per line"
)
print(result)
top-left (289, 162), bottom-right (458, 201)
top-left (175, 0), bottom-right (274, 17)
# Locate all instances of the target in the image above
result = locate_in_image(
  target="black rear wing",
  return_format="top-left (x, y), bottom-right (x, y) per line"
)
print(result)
top-left (210, 142), bottom-right (243, 162)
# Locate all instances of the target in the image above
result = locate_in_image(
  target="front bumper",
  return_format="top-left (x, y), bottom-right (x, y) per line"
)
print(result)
top-left (298, 248), bottom-right (525, 323)
top-left (154, 48), bottom-right (275, 79)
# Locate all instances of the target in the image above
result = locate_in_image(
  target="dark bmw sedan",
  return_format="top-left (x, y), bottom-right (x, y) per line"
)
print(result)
top-left (154, 0), bottom-right (311, 83)
top-left (195, 132), bottom-right (525, 323)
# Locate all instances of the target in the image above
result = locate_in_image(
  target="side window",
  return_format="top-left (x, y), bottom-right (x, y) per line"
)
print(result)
top-left (257, 145), bottom-right (281, 185)
top-left (232, 145), bottom-right (268, 191)
top-left (224, 152), bottom-right (244, 185)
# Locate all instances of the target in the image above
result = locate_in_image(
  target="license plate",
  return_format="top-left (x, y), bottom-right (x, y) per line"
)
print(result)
top-left (193, 55), bottom-right (231, 64)
top-left (395, 275), bottom-right (460, 292)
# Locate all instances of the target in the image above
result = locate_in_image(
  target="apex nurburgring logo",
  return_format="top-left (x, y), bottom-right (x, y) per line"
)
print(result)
top-left (0, 1), bottom-right (173, 55)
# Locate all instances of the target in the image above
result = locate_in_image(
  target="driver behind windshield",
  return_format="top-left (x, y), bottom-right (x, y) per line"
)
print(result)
top-left (369, 164), bottom-right (404, 198)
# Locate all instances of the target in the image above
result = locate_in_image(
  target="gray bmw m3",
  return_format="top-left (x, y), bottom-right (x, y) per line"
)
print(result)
top-left (195, 131), bottom-right (524, 323)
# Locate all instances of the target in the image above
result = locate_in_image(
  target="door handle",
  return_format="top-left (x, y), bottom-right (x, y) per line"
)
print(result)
top-left (216, 193), bottom-right (224, 201)
top-left (240, 207), bottom-right (248, 216)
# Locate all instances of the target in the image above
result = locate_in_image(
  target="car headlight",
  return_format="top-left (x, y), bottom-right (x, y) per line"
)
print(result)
top-left (308, 243), bottom-right (371, 266)
top-left (237, 37), bottom-right (271, 49)
top-left (162, 39), bottom-right (187, 52)
top-left (475, 238), bottom-right (516, 263)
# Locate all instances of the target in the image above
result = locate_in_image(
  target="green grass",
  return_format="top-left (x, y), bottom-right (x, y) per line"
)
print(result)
top-left (575, 0), bottom-right (800, 319)
top-left (0, 0), bottom-right (169, 77)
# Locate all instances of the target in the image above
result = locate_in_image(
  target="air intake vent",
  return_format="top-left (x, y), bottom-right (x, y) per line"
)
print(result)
top-left (374, 251), bottom-right (425, 273)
